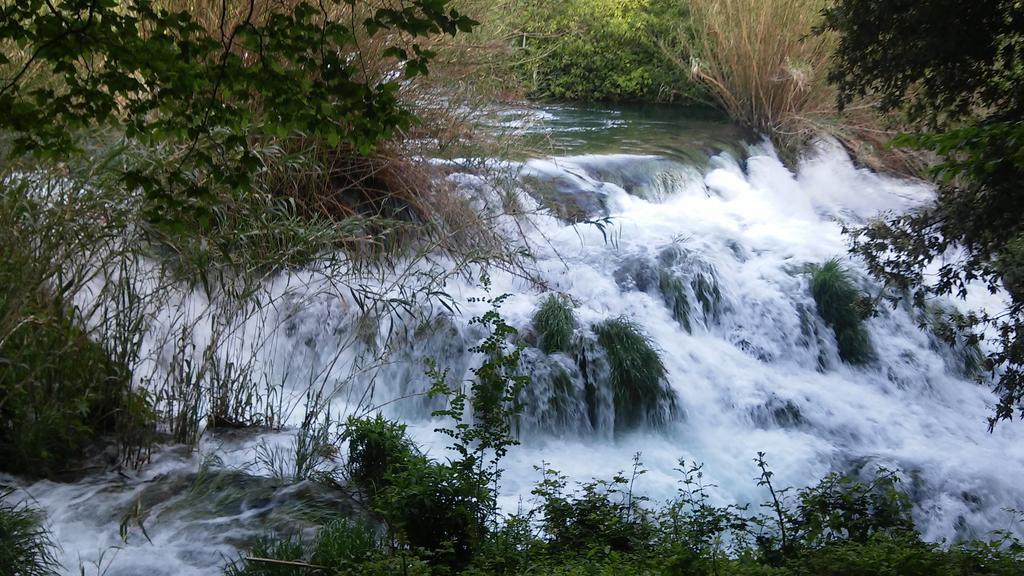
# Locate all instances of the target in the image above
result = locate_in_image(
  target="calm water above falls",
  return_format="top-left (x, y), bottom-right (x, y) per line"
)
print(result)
top-left (18, 106), bottom-right (1024, 575)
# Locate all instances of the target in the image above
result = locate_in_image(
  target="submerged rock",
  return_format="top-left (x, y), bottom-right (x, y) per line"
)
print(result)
top-left (520, 173), bottom-right (609, 222)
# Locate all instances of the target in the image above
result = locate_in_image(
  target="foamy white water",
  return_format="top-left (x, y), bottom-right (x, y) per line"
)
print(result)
top-left (12, 108), bottom-right (1023, 575)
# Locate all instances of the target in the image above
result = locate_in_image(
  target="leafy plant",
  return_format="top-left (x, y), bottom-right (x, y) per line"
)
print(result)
top-left (335, 284), bottom-right (528, 570)
top-left (533, 454), bottom-right (655, 557)
top-left (226, 447), bottom-right (1024, 576)
top-left (510, 0), bottom-right (704, 103)
top-left (0, 0), bottom-right (477, 223)
top-left (342, 414), bottom-right (416, 499)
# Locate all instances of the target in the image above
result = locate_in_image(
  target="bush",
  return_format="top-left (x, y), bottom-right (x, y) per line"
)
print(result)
top-left (533, 462), bottom-right (655, 557)
top-left (513, 0), bottom-right (705, 103)
top-left (0, 491), bottom-right (59, 576)
top-left (593, 317), bottom-right (675, 430)
top-left (533, 295), bottom-right (575, 355)
top-left (342, 415), bottom-right (416, 497)
top-left (227, 447), bottom-right (1024, 576)
top-left (809, 259), bottom-right (874, 366)
top-left (342, 414), bottom-right (489, 570)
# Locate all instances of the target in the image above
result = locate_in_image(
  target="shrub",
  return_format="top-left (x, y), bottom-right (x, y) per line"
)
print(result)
top-left (793, 470), bottom-right (915, 548)
top-left (227, 451), bottom-right (1024, 576)
top-left (533, 295), bottom-right (576, 355)
top-left (533, 461), bottom-right (655, 557)
top-left (0, 491), bottom-right (60, 576)
top-left (809, 259), bottom-right (874, 366)
top-left (342, 414), bottom-right (490, 570)
top-left (0, 0), bottom-right (476, 223)
top-left (342, 414), bottom-right (416, 497)
top-left (512, 0), bottom-right (705, 103)
top-left (593, 317), bottom-right (675, 430)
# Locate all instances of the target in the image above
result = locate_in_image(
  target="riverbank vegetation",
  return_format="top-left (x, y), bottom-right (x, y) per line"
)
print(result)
top-left (221, 404), bottom-right (1024, 576)
top-left (0, 0), bottom-right (522, 480)
top-left (496, 0), bottom-right (702, 103)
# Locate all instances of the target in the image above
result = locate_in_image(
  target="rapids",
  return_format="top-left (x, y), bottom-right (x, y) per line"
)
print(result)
top-left (11, 105), bottom-right (1024, 575)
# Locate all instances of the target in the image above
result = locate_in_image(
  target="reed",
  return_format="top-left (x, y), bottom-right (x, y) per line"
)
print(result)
top-left (682, 0), bottom-right (835, 150)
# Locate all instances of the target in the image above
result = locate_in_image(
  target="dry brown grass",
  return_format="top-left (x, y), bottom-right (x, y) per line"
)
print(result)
top-left (678, 0), bottom-right (927, 173)
top-left (683, 0), bottom-right (835, 146)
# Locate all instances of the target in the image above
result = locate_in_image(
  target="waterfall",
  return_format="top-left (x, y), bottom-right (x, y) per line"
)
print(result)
top-left (16, 108), bottom-right (1024, 575)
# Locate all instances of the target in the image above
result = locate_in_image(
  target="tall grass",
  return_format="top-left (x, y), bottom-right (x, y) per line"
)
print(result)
top-left (0, 176), bottom-right (157, 477)
top-left (681, 0), bottom-right (835, 149)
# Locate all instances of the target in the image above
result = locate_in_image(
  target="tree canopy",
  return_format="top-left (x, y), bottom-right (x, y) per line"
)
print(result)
top-left (0, 0), bottom-right (476, 222)
top-left (823, 0), bottom-right (1024, 426)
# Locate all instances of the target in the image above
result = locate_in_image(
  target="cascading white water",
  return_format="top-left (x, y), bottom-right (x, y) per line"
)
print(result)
top-left (14, 107), bottom-right (1024, 575)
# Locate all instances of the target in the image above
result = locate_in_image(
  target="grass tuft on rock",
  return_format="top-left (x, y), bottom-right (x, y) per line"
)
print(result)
top-left (659, 270), bottom-right (692, 331)
top-left (810, 259), bottom-right (874, 365)
top-left (0, 491), bottom-right (60, 576)
top-left (533, 295), bottom-right (575, 355)
top-left (593, 317), bottom-right (675, 430)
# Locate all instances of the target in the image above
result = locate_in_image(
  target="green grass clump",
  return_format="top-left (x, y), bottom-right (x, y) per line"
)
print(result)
top-left (810, 259), bottom-right (874, 365)
top-left (692, 272), bottom-right (722, 323)
top-left (0, 491), bottom-right (59, 576)
top-left (658, 270), bottom-right (692, 331)
top-left (593, 318), bottom-right (674, 430)
top-left (533, 295), bottom-right (575, 355)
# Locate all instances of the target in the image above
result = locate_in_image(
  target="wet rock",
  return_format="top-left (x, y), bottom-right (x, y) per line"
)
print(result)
top-left (520, 174), bottom-right (609, 222)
